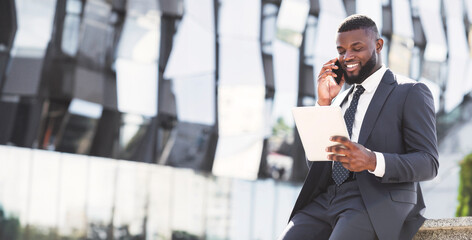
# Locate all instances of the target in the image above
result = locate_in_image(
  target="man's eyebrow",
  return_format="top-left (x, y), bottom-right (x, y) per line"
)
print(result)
top-left (337, 41), bottom-right (365, 50)
top-left (350, 42), bottom-right (364, 47)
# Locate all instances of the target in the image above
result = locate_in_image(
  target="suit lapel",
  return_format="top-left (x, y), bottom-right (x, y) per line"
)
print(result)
top-left (358, 69), bottom-right (396, 145)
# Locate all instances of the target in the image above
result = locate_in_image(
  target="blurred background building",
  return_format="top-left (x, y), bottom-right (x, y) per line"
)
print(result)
top-left (0, 0), bottom-right (471, 239)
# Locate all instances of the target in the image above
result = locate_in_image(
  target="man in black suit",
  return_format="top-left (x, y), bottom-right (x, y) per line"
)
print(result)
top-left (278, 14), bottom-right (439, 240)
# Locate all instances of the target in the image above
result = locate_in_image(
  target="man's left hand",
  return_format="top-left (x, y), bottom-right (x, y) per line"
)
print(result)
top-left (326, 136), bottom-right (377, 172)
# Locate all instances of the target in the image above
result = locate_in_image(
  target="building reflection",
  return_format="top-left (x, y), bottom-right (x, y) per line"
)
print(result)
top-left (1, 0), bottom-right (472, 239)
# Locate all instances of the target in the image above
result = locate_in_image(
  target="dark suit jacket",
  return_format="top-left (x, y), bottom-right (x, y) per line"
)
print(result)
top-left (289, 69), bottom-right (439, 240)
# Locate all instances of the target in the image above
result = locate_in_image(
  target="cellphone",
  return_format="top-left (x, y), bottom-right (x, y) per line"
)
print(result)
top-left (332, 60), bottom-right (344, 85)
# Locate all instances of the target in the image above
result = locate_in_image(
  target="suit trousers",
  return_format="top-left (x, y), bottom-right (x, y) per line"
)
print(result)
top-left (278, 180), bottom-right (378, 240)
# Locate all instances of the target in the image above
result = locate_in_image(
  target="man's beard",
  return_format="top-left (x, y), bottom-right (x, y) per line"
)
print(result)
top-left (344, 50), bottom-right (377, 85)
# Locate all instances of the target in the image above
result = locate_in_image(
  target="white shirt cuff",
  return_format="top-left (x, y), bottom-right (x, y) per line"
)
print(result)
top-left (368, 151), bottom-right (385, 177)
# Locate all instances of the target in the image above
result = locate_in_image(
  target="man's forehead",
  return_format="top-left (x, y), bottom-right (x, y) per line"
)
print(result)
top-left (336, 29), bottom-right (375, 45)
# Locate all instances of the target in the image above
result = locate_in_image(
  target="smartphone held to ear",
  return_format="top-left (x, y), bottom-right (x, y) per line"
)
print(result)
top-left (332, 60), bottom-right (343, 85)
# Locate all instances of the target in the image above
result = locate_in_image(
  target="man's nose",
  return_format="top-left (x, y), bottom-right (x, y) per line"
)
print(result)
top-left (344, 51), bottom-right (355, 61)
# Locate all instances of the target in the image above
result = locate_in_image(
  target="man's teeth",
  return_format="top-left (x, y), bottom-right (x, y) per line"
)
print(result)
top-left (347, 64), bottom-right (358, 68)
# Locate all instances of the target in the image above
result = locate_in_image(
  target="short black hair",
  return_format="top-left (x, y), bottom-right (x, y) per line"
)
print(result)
top-left (337, 14), bottom-right (379, 38)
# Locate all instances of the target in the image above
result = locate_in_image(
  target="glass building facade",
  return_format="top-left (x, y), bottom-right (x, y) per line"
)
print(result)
top-left (1, 0), bottom-right (472, 239)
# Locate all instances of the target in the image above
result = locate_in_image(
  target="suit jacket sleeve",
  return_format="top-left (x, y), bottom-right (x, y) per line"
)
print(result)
top-left (381, 83), bottom-right (439, 183)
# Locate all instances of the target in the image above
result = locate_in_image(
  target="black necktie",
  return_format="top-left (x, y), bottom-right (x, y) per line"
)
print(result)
top-left (332, 85), bottom-right (365, 186)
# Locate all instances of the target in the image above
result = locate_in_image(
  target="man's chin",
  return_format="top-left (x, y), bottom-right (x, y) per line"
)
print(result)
top-left (345, 74), bottom-right (362, 85)
top-left (346, 73), bottom-right (358, 79)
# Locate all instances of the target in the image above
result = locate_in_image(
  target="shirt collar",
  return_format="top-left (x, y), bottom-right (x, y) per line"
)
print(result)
top-left (354, 65), bottom-right (387, 93)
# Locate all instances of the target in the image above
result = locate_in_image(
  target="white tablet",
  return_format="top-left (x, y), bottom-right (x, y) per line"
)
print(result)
top-left (292, 106), bottom-right (349, 161)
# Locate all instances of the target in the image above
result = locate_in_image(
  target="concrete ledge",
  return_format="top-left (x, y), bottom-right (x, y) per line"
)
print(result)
top-left (413, 217), bottom-right (472, 240)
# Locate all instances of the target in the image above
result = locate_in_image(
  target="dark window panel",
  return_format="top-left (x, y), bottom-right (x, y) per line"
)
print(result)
top-left (298, 64), bottom-right (315, 101)
top-left (0, 0), bottom-right (17, 48)
top-left (116, 113), bottom-right (152, 161)
top-left (0, 0), bottom-right (17, 92)
top-left (37, 99), bottom-right (70, 150)
top-left (262, 54), bottom-right (275, 99)
top-left (382, 4), bottom-right (393, 37)
top-left (103, 70), bottom-right (118, 110)
top-left (128, 116), bottom-right (159, 163)
top-left (165, 122), bottom-right (217, 171)
top-left (112, 0), bottom-right (126, 12)
top-left (343, 0), bottom-right (356, 16)
top-left (76, 0), bottom-right (112, 70)
top-left (159, 79), bottom-right (177, 118)
top-left (3, 56), bottom-right (43, 96)
top-left (309, 0), bottom-right (320, 16)
top-left (55, 114), bottom-right (99, 154)
top-left (0, 52), bottom-right (9, 92)
top-left (90, 108), bottom-right (122, 158)
top-left (0, 97), bottom-right (19, 144)
top-left (55, 98), bottom-right (102, 154)
top-left (73, 66), bottom-right (104, 104)
top-left (158, 0), bottom-right (184, 17)
top-left (258, 138), bottom-right (270, 178)
top-left (51, 0), bottom-right (67, 53)
top-left (38, 50), bottom-right (76, 100)
top-left (412, 16), bottom-right (426, 48)
top-left (10, 97), bottom-right (43, 148)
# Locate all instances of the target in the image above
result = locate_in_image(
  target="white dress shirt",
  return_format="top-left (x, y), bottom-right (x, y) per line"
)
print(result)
top-left (341, 65), bottom-right (387, 177)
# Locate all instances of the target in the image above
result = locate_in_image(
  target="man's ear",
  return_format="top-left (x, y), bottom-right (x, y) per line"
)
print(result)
top-left (376, 38), bottom-right (384, 53)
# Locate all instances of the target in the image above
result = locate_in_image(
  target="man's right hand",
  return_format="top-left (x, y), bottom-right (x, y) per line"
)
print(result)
top-left (317, 58), bottom-right (345, 106)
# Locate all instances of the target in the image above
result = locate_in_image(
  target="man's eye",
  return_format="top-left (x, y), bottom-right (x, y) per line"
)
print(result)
top-left (354, 48), bottom-right (362, 51)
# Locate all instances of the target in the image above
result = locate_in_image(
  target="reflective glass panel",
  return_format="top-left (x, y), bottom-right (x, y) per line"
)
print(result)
top-left (418, 0), bottom-right (447, 62)
top-left (218, 0), bottom-right (260, 40)
top-left (356, 0), bottom-right (383, 33)
top-left (62, 0), bottom-right (82, 56)
top-left (171, 170), bottom-right (207, 236)
top-left (28, 150), bottom-right (61, 235)
top-left (164, 13), bottom-right (215, 79)
top-left (0, 146), bottom-right (31, 231)
top-left (252, 180), bottom-right (276, 240)
top-left (389, 0), bottom-right (414, 76)
top-left (117, 113), bottom-right (152, 159)
top-left (117, 12), bottom-right (160, 63)
top-left (219, 37), bottom-right (264, 86)
top-left (392, 0), bottom-right (414, 39)
top-left (113, 161), bottom-right (149, 238)
top-left (12, 0), bottom-right (55, 55)
top-left (273, 182), bottom-right (301, 234)
top-left (86, 157), bottom-right (117, 236)
top-left (444, 0), bottom-right (470, 111)
top-left (205, 177), bottom-right (232, 239)
top-left (276, 0), bottom-right (310, 47)
top-left (172, 75), bottom-right (215, 125)
top-left (213, 84), bottom-right (265, 180)
top-left (313, 0), bottom-right (346, 74)
top-left (229, 180), bottom-right (252, 240)
top-left (58, 153), bottom-right (88, 238)
top-left (265, 40), bottom-right (299, 180)
top-left (147, 165), bottom-right (172, 239)
top-left (116, 59), bottom-right (158, 116)
top-left (213, 31), bottom-right (265, 179)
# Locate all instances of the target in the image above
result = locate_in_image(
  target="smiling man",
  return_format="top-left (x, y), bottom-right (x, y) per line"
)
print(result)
top-left (278, 15), bottom-right (439, 240)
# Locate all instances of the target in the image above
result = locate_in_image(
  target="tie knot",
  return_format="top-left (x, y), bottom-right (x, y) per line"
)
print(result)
top-left (355, 85), bottom-right (365, 96)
